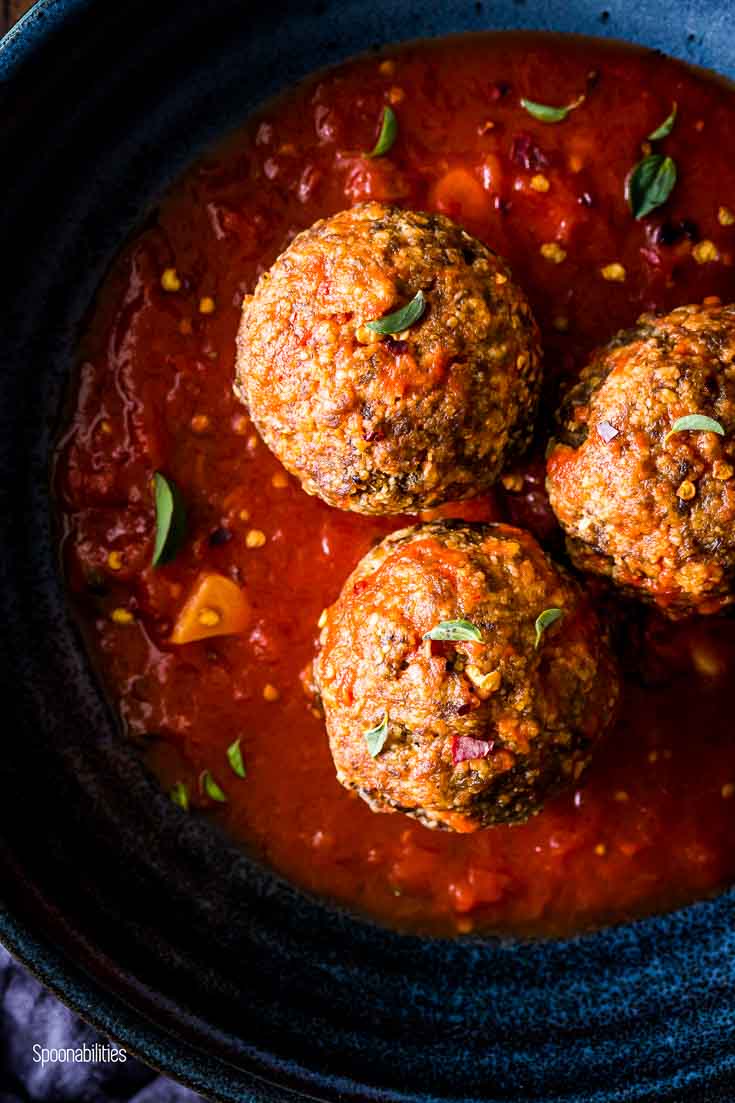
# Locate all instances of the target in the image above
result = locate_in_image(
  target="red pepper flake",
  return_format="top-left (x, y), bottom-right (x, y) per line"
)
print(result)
top-left (363, 425), bottom-right (385, 442)
top-left (597, 420), bottom-right (620, 443)
top-left (384, 336), bottom-right (409, 355)
top-left (640, 246), bottom-right (662, 267)
top-left (510, 134), bottom-right (549, 172)
top-left (489, 81), bottom-right (511, 102)
top-left (452, 736), bottom-right (494, 764)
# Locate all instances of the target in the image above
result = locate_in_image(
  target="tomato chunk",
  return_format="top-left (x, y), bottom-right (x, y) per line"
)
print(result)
top-left (430, 168), bottom-right (488, 225)
top-left (170, 572), bottom-right (250, 644)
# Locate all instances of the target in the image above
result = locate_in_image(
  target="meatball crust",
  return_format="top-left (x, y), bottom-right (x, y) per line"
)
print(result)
top-left (235, 202), bottom-right (541, 514)
top-left (314, 521), bottom-right (619, 831)
top-left (546, 300), bottom-right (735, 618)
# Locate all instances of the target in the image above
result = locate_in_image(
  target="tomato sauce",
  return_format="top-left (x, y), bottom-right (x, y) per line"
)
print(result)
top-left (55, 32), bottom-right (735, 937)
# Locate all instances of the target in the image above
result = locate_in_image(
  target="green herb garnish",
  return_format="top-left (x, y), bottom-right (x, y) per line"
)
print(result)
top-left (520, 93), bottom-right (585, 124)
top-left (227, 737), bottom-right (247, 779)
top-left (199, 769), bottom-right (227, 803)
top-left (367, 105), bottom-right (398, 157)
top-left (424, 619), bottom-right (483, 642)
top-left (170, 781), bottom-right (189, 811)
top-left (534, 608), bottom-right (563, 649)
top-left (365, 290), bottom-right (426, 336)
top-left (665, 414), bottom-right (725, 443)
top-left (152, 472), bottom-right (187, 567)
top-left (627, 154), bottom-right (677, 220)
top-left (365, 714), bottom-right (389, 759)
top-left (648, 102), bottom-right (677, 141)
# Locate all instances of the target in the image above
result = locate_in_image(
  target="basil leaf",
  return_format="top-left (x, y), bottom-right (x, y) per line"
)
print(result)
top-left (627, 154), bottom-right (677, 220)
top-left (648, 101), bottom-right (677, 141)
top-left (365, 290), bottom-right (425, 335)
top-left (227, 737), bottom-right (247, 779)
top-left (520, 94), bottom-right (584, 123)
top-left (534, 608), bottom-right (563, 649)
top-left (424, 619), bottom-right (483, 642)
top-left (365, 714), bottom-right (389, 758)
top-left (152, 472), bottom-right (187, 567)
top-left (199, 769), bottom-right (227, 803)
top-left (367, 106), bottom-right (397, 158)
top-left (170, 781), bottom-right (189, 811)
top-left (665, 414), bottom-right (725, 442)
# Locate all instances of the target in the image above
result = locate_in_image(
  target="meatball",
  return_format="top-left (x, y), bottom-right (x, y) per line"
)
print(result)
top-left (235, 202), bottom-right (541, 514)
top-left (314, 521), bottom-right (619, 831)
top-left (546, 300), bottom-right (735, 617)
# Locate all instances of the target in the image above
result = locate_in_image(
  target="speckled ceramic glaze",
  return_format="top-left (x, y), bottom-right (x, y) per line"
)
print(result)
top-left (2, 2), bottom-right (735, 1101)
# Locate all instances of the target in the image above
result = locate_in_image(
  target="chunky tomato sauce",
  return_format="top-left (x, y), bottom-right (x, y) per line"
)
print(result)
top-left (56, 33), bottom-right (735, 937)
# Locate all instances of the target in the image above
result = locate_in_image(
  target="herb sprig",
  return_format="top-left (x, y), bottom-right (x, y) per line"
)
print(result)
top-left (520, 93), bottom-right (585, 123)
top-left (665, 414), bottom-right (725, 443)
top-left (199, 769), bottom-right (227, 803)
top-left (648, 101), bottom-right (677, 141)
top-left (152, 472), bottom-right (187, 567)
top-left (627, 101), bottom-right (678, 219)
top-left (627, 154), bottom-right (677, 220)
top-left (227, 738), bottom-right (247, 779)
top-left (534, 608), bottom-right (564, 649)
top-left (364, 714), bottom-right (389, 758)
top-left (424, 619), bottom-right (483, 642)
top-left (170, 781), bottom-right (189, 811)
top-left (366, 290), bottom-right (426, 336)
top-left (367, 106), bottom-right (398, 157)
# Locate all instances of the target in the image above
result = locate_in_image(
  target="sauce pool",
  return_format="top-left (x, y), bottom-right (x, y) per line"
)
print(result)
top-left (56, 32), bottom-right (735, 937)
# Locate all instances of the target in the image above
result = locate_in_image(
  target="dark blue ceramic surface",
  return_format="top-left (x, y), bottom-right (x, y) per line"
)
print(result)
top-left (2, 2), bottom-right (735, 1101)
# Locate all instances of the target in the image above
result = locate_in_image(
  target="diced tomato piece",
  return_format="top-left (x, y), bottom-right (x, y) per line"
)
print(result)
top-left (170, 571), bottom-right (250, 644)
top-left (430, 167), bottom-right (488, 225)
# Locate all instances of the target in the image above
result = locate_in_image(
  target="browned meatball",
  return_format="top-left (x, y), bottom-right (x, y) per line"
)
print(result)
top-left (235, 202), bottom-right (541, 514)
top-left (546, 300), bottom-right (735, 618)
top-left (314, 521), bottom-right (619, 831)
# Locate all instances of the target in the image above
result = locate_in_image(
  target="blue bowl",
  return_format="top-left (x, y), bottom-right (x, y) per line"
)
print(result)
top-left (2, 2), bottom-right (735, 1100)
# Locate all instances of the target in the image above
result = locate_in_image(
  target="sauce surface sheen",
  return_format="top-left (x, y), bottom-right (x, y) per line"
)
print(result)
top-left (57, 32), bottom-right (735, 937)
